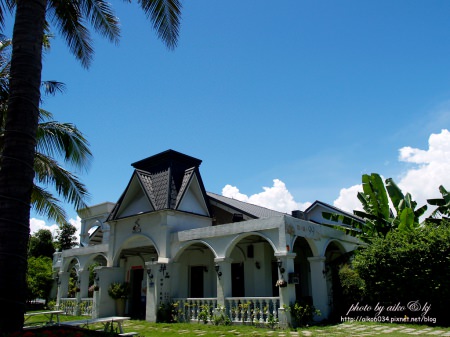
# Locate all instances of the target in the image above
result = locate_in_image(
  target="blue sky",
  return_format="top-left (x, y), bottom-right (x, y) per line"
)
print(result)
top-left (13, 1), bottom-right (450, 235)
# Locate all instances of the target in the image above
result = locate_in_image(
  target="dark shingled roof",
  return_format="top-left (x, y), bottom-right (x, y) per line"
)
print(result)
top-left (108, 150), bottom-right (210, 221)
top-left (207, 192), bottom-right (286, 219)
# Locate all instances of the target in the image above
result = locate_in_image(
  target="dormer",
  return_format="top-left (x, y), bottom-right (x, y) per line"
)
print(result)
top-left (107, 150), bottom-right (211, 221)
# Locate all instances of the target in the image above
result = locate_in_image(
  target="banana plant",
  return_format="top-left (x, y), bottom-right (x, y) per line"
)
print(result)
top-left (323, 173), bottom-right (426, 242)
top-left (427, 185), bottom-right (450, 220)
top-left (385, 178), bottom-right (427, 231)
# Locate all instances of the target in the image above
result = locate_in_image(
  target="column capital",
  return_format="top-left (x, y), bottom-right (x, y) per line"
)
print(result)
top-left (307, 256), bottom-right (326, 263)
top-left (214, 257), bottom-right (233, 264)
top-left (274, 252), bottom-right (297, 259)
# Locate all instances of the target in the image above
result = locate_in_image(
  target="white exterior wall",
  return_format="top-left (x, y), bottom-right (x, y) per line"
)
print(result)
top-left (55, 202), bottom-right (362, 323)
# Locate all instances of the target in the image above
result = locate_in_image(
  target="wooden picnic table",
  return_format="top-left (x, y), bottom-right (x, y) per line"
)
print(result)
top-left (24, 310), bottom-right (65, 326)
top-left (61, 316), bottom-right (132, 334)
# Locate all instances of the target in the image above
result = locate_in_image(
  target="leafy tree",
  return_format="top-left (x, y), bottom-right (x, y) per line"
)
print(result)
top-left (28, 229), bottom-right (55, 259)
top-left (0, 0), bottom-right (181, 329)
top-left (26, 256), bottom-right (53, 304)
top-left (55, 223), bottom-right (78, 251)
top-left (353, 221), bottom-right (450, 325)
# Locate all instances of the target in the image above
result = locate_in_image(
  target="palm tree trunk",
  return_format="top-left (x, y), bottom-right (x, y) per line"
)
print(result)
top-left (0, 0), bottom-right (46, 332)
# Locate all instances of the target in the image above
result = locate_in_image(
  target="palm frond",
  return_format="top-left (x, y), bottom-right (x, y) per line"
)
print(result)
top-left (0, 0), bottom-right (14, 29)
top-left (48, 0), bottom-right (94, 68)
top-left (36, 120), bottom-right (92, 170)
top-left (34, 153), bottom-right (91, 211)
top-left (41, 80), bottom-right (66, 96)
top-left (138, 0), bottom-right (182, 49)
top-left (31, 184), bottom-right (68, 224)
top-left (81, 0), bottom-right (121, 44)
top-left (38, 108), bottom-right (54, 122)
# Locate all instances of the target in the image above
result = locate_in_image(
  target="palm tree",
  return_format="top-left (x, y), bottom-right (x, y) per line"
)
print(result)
top-left (0, 35), bottom-right (92, 225)
top-left (0, 1), bottom-right (182, 332)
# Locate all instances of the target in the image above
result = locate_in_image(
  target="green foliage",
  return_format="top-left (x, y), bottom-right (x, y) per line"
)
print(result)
top-left (55, 223), bottom-right (78, 250)
top-left (212, 313), bottom-right (232, 326)
top-left (324, 173), bottom-right (426, 242)
top-left (353, 221), bottom-right (450, 325)
top-left (107, 282), bottom-right (130, 300)
top-left (157, 302), bottom-right (178, 323)
top-left (338, 264), bottom-right (365, 302)
top-left (28, 229), bottom-right (55, 258)
top-left (266, 314), bottom-right (279, 329)
top-left (26, 256), bottom-right (53, 302)
top-left (198, 304), bottom-right (210, 324)
top-left (288, 301), bottom-right (321, 327)
top-left (427, 185), bottom-right (450, 221)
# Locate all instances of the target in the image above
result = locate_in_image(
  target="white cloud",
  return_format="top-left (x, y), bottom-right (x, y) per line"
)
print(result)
top-left (333, 129), bottom-right (450, 218)
top-left (333, 184), bottom-right (362, 213)
top-left (30, 218), bottom-right (60, 238)
top-left (222, 179), bottom-right (311, 213)
top-left (29, 216), bottom-right (82, 243)
top-left (397, 129), bottom-right (450, 212)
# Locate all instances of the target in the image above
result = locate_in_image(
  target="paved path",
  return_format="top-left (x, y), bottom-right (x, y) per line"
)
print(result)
top-left (122, 321), bottom-right (450, 337)
top-left (296, 324), bottom-right (450, 336)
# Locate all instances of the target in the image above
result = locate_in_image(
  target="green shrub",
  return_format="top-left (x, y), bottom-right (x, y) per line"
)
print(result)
top-left (353, 221), bottom-right (450, 326)
top-left (288, 301), bottom-right (320, 327)
top-left (107, 282), bottom-right (130, 300)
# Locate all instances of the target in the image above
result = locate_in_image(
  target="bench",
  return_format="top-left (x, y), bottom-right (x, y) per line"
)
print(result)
top-left (118, 333), bottom-right (138, 336)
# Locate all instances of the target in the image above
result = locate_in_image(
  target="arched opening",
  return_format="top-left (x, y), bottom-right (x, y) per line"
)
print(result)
top-left (292, 237), bottom-right (314, 304)
top-left (86, 254), bottom-right (107, 297)
top-left (228, 234), bottom-right (277, 298)
top-left (324, 240), bottom-right (346, 315)
top-left (114, 235), bottom-right (158, 319)
top-left (174, 241), bottom-right (216, 299)
top-left (66, 258), bottom-right (80, 298)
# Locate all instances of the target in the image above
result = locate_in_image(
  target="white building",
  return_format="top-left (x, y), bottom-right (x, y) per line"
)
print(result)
top-left (53, 149), bottom-right (362, 325)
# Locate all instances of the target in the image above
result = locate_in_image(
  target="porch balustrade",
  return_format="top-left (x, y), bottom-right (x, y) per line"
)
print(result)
top-left (80, 298), bottom-right (93, 316)
top-left (58, 297), bottom-right (93, 316)
top-left (59, 298), bottom-right (78, 316)
top-left (171, 297), bottom-right (279, 324)
top-left (225, 297), bottom-right (279, 323)
top-left (172, 298), bottom-right (217, 322)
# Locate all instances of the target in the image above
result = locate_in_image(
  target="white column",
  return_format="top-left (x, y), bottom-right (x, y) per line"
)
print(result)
top-left (78, 268), bottom-right (90, 298)
top-left (145, 261), bottom-right (157, 322)
top-left (214, 258), bottom-right (231, 308)
top-left (275, 253), bottom-right (296, 327)
top-left (58, 271), bottom-right (70, 298)
top-left (94, 266), bottom-right (125, 318)
top-left (308, 256), bottom-right (329, 319)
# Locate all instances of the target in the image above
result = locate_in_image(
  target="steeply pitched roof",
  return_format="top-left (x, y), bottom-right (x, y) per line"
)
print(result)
top-left (207, 192), bottom-right (286, 219)
top-left (107, 150), bottom-right (210, 221)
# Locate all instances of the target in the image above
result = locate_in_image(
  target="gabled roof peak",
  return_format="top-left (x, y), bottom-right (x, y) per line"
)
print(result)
top-left (131, 149), bottom-right (202, 172)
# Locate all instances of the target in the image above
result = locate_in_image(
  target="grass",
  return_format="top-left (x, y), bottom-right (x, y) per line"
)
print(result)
top-left (23, 313), bottom-right (450, 337)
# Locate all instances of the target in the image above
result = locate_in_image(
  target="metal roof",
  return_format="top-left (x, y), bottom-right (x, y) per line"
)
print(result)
top-left (207, 192), bottom-right (286, 219)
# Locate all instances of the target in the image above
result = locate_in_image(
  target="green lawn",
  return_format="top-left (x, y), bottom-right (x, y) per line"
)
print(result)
top-left (24, 313), bottom-right (450, 337)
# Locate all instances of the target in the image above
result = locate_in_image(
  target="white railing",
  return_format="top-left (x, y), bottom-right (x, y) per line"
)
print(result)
top-left (225, 297), bottom-right (279, 323)
top-left (59, 298), bottom-right (78, 316)
top-left (172, 297), bottom-right (279, 324)
top-left (172, 298), bottom-right (217, 322)
top-left (59, 297), bottom-right (93, 316)
top-left (80, 298), bottom-right (93, 316)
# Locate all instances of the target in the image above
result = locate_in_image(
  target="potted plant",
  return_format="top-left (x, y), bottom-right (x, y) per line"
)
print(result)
top-left (108, 282), bottom-right (130, 316)
top-left (275, 279), bottom-right (287, 288)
